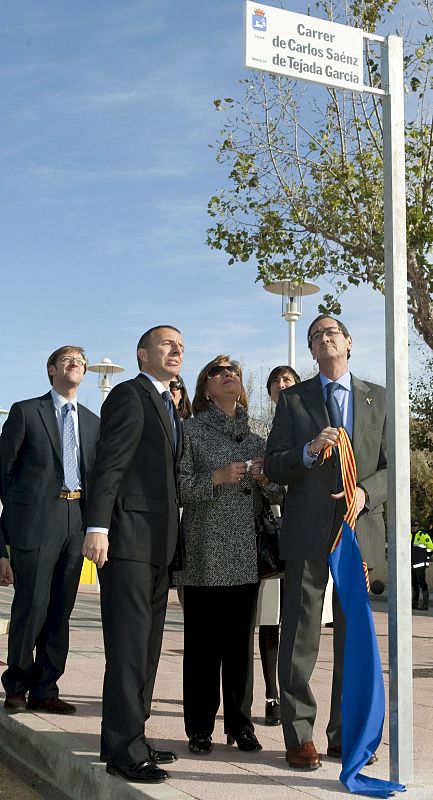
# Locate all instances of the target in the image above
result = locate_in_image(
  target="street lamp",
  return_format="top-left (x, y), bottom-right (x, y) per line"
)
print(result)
top-left (84, 358), bottom-right (125, 592)
top-left (264, 279), bottom-right (320, 368)
top-left (87, 357), bottom-right (125, 404)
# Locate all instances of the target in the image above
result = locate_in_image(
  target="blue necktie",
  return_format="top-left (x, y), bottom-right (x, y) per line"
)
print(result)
top-left (326, 382), bottom-right (344, 429)
top-left (162, 391), bottom-right (177, 449)
top-left (62, 403), bottom-right (79, 491)
top-left (326, 383), bottom-right (343, 491)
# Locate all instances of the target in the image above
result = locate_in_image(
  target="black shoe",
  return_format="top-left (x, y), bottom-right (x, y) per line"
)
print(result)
top-left (265, 698), bottom-right (281, 726)
top-left (148, 746), bottom-right (178, 764)
top-left (4, 692), bottom-right (27, 714)
top-left (327, 745), bottom-right (378, 766)
top-left (188, 734), bottom-right (213, 754)
top-left (227, 729), bottom-right (262, 751)
top-left (106, 761), bottom-right (168, 783)
top-left (27, 697), bottom-right (76, 715)
top-left (101, 747), bottom-right (177, 765)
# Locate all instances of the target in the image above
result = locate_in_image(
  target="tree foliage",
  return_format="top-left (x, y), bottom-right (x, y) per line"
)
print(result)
top-left (409, 358), bottom-right (433, 525)
top-left (207, 0), bottom-right (433, 350)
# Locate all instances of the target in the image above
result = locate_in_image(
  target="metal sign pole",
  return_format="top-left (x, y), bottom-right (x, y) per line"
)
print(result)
top-left (381, 35), bottom-right (413, 784)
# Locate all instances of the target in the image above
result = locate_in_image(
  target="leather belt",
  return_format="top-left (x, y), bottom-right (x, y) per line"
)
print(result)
top-left (58, 490), bottom-right (83, 500)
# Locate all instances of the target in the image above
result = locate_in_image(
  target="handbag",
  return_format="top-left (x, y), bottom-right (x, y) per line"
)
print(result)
top-left (255, 500), bottom-right (285, 580)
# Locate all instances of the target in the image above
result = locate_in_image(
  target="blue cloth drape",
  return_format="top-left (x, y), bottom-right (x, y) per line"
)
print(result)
top-left (328, 521), bottom-right (406, 797)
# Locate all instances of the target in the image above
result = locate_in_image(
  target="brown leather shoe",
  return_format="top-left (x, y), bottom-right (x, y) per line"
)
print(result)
top-left (27, 697), bottom-right (76, 715)
top-left (4, 692), bottom-right (27, 713)
top-left (327, 745), bottom-right (378, 766)
top-left (286, 741), bottom-right (321, 770)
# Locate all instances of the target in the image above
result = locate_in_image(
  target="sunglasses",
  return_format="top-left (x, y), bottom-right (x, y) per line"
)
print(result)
top-left (207, 365), bottom-right (240, 379)
top-left (169, 381), bottom-right (182, 392)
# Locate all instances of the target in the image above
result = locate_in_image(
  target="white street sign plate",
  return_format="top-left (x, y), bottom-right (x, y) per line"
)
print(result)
top-left (244, 2), bottom-right (364, 91)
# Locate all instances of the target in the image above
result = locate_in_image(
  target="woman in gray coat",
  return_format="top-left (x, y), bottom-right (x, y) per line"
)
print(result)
top-left (175, 355), bottom-right (282, 756)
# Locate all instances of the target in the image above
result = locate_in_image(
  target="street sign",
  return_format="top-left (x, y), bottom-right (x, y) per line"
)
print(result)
top-left (244, 1), bottom-right (364, 91)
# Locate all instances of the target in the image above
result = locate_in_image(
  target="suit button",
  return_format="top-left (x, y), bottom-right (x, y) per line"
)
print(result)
top-left (243, 488), bottom-right (252, 495)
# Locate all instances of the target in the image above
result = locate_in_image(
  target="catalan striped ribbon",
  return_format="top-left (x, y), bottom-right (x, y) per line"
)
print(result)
top-left (323, 428), bottom-right (369, 590)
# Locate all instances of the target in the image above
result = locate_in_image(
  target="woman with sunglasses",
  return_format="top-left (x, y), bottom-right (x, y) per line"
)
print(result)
top-left (174, 355), bottom-right (282, 756)
top-left (169, 375), bottom-right (192, 421)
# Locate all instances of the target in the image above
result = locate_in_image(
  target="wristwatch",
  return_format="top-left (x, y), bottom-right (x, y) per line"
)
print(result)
top-left (307, 440), bottom-right (319, 460)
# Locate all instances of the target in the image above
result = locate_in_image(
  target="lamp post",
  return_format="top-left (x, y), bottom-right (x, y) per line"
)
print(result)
top-left (264, 280), bottom-right (320, 369)
top-left (87, 358), bottom-right (125, 404)
top-left (84, 359), bottom-right (124, 592)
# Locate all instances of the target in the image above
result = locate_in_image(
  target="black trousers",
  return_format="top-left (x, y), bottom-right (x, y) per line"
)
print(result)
top-left (183, 583), bottom-right (259, 738)
top-left (2, 499), bottom-right (83, 700)
top-left (412, 565), bottom-right (428, 593)
top-left (99, 558), bottom-right (169, 765)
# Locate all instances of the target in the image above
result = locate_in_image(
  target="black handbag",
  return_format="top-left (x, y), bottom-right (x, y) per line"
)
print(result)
top-left (256, 500), bottom-right (285, 580)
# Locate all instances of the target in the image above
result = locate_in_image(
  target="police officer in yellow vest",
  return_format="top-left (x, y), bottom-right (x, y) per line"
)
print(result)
top-left (411, 521), bottom-right (433, 611)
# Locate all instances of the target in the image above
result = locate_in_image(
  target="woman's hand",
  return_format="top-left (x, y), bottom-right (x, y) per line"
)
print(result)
top-left (0, 557), bottom-right (13, 586)
top-left (212, 462), bottom-right (247, 486)
top-left (249, 457), bottom-right (269, 486)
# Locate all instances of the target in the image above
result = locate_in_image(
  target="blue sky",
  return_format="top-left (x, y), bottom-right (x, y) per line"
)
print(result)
top-left (0, 0), bottom-right (395, 415)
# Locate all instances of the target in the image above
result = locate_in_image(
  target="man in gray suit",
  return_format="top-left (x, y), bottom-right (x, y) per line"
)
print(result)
top-left (0, 346), bottom-right (99, 714)
top-left (265, 315), bottom-right (386, 770)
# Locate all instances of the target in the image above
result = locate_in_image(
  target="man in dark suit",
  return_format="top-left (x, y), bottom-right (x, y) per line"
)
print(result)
top-left (82, 325), bottom-right (184, 785)
top-left (0, 346), bottom-right (99, 714)
top-left (265, 315), bottom-right (386, 770)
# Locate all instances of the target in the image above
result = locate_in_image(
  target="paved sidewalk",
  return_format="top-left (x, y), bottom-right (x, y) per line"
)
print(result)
top-left (1, 587), bottom-right (432, 800)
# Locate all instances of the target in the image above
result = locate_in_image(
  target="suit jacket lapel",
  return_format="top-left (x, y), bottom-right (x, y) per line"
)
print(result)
top-left (352, 374), bottom-right (371, 460)
top-left (175, 414), bottom-right (183, 467)
top-left (300, 374), bottom-right (329, 432)
top-left (77, 405), bottom-right (91, 482)
top-left (38, 393), bottom-right (63, 467)
top-left (135, 374), bottom-right (176, 456)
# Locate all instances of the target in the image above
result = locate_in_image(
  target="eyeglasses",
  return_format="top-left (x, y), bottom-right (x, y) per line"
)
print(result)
top-left (169, 381), bottom-right (182, 392)
top-left (58, 356), bottom-right (86, 367)
top-left (310, 327), bottom-right (344, 343)
top-left (207, 365), bottom-right (240, 379)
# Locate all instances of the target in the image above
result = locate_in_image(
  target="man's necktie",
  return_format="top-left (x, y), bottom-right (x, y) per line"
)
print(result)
top-left (326, 383), bottom-right (343, 491)
top-left (162, 391), bottom-right (177, 449)
top-left (62, 402), bottom-right (79, 491)
top-left (326, 382), bottom-right (344, 429)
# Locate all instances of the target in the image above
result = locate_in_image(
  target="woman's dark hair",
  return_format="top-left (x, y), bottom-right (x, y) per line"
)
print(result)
top-left (266, 365), bottom-right (301, 396)
top-left (173, 375), bottom-right (192, 420)
top-left (192, 355), bottom-right (248, 416)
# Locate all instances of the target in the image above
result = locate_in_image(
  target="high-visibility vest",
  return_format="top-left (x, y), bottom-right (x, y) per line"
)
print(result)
top-left (411, 529), bottom-right (433, 568)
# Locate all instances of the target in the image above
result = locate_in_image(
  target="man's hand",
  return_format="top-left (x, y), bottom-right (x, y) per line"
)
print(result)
top-left (0, 557), bottom-right (13, 586)
top-left (82, 533), bottom-right (109, 568)
top-left (355, 486), bottom-right (366, 517)
top-left (308, 426), bottom-right (340, 456)
top-left (330, 486), bottom-right (366, 518)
